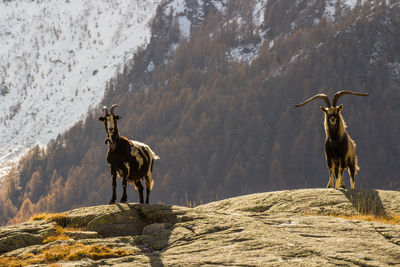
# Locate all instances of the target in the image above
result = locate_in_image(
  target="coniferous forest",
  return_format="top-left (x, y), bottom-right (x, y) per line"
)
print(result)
top-left (1, 0), bottom-right (400, 225)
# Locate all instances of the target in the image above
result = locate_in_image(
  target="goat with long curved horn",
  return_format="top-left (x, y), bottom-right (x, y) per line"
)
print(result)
top-left (110, 104), bottom-right (119, 115)
top-left (295, 90), bottom-right (368, 189)
top-left (295, 93), bottom-right (331, 107)
top-left (332, 91), bottom-right (369, 107)
top-left (102, 106), bottom-right (109, 115)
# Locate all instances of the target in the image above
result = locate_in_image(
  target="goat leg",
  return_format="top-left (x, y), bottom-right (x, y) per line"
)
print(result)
top-left (134, 180), bottom-right (144, 203)
top-left (145, 188), bottom-right (150, 204)
top-left (326, 157), bottom-right (335, 188)
top-left (336, 161), bottom-right (346, 189)
top-left (110, 170), bottom-right (117, 204)
top-left (327, 168), bottom-right (335, 188)
top-left (145, 173), bottom-right (152, 204)
top-left (120, 176), bottom-right (128, 203)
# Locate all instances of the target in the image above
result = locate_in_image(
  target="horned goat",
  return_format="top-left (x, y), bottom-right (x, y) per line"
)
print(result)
top-left (295, 91), bottom-right (368, 189)
top-left (99, 104), bottom-right (160, 204)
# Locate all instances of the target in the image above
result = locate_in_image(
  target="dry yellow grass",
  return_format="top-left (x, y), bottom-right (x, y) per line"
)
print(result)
top-left (42, 225), bottom-right (84, 244)
top-left (331, 214), bottom-right (400, 225)
top-left (0, 213), bottom-right (134, 266)
top-left (0, 243), bottom-right (134, 266)
top-left (30, 212), bottom-right (67, 223)
top-left (42, 226), bottom-right (71, 244)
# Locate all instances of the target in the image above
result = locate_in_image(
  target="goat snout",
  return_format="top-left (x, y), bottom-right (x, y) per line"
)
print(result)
top-left (329, 117), bottom-right (336, 125)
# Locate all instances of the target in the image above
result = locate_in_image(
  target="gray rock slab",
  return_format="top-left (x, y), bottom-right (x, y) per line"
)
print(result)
top-left (0, 189), bottom-right (399, 266)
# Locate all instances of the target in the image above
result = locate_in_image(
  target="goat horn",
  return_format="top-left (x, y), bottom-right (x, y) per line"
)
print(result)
top-left (102, 106), bottom-right (109, 115)
top-left (295, 93), bottom-right (331, 108)
top-left (332, 91), bottom-right (369, 106)
top-left (110, 104), bottom-right (119, 114)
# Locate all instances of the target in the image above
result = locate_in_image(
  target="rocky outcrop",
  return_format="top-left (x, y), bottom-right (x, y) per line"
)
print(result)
top-left (1, 189), bottom-right (399, 266)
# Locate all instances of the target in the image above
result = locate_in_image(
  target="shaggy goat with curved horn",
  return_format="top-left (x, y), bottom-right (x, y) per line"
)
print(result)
top-left (99, 104), bottom-right (160, 204)
top-left (295, 91), bottom-right (369, 189)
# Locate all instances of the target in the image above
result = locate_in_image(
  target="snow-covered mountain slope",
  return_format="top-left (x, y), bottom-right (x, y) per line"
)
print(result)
top-left (0, 0), bottom-right (162, 175)
top-left (225, 0), bottom-right (369, 63)
top-left (0, 0), bottom-right (385, 179)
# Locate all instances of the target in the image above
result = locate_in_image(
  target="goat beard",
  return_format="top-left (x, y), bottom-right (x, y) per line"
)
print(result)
top-left (105, 138), bottom-right (117, 151)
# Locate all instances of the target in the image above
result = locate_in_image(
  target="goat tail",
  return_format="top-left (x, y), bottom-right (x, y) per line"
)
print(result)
top-left (145, 144), bottom-right (160, 160)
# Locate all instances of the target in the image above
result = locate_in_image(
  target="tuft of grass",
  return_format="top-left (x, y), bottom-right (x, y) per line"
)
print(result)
top-left (30, 212), bottom-right (68, 226)
top-left (0, 217), bottom-right (132, 265)
top-left (30, 212), bottom-right (67, 221)
top-left (1, 213), bottom-right (133, 265)
top-left (42, 226), bottom-right (71, 244)
top-left (42, 234), bottom-right (71, 244)
top-left (244, 205), bottom-right (272, 213)
top-left (330, 214), bottom-right (400, 225)
top-left (42, 243), bottom-right (133, 261)
top-left (0, 243), bottom-right (134, 266)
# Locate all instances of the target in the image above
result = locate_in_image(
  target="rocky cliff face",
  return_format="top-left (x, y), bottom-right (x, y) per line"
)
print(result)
top-left (1, 189), bottom-right (399, 266)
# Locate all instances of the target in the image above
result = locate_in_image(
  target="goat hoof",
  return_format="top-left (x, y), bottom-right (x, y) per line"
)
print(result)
top-left (109, 199), bottom-right (116, 204)
top-left (120, 198), bottom-right (127, 203)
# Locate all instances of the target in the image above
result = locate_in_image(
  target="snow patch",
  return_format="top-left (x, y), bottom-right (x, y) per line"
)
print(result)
top-left (0, 0), bottom-right (162, 176)
top-left (168, 0), bottom-right (186, 14)
top-left (147, 61), bottom-right (155, 72)
top-left (253, 0), bottom-right (268, 28)
top-left (228, 44), bottom-right (261, 64)
top-left (178, 15), bottom-right (192, 39)
top-left (324, 0), bottom-right (367, 20)
top-left (212, 0), bottom-right (227, 13)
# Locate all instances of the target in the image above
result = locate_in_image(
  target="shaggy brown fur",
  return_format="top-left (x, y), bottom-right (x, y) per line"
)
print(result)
top-left (295, 91), bottom-right (368, 189)
top-left (99, 105), bottom-right (159, 204)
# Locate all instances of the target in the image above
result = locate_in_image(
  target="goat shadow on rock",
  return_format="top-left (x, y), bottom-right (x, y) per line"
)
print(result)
top-left (341, 189), bottom-right (387, 217)
top-left (86, 203), bottom-right (178, 267)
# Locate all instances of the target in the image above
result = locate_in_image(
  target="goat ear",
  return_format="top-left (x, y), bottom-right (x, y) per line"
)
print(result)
top-left (320, 106), bottom-right (328, 113)
top-left (99, 116), bottom-right (105, 121)
top-left (337, 104), bottom-right (343, 112)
